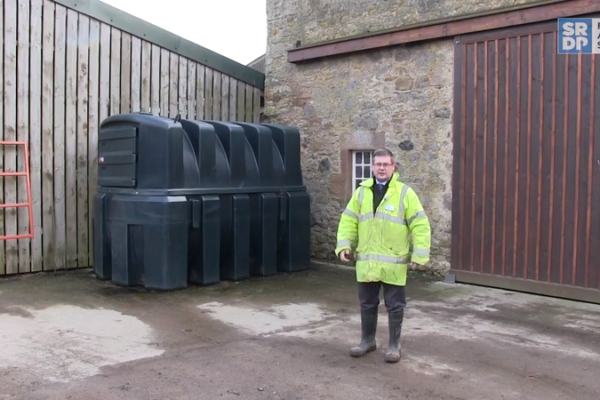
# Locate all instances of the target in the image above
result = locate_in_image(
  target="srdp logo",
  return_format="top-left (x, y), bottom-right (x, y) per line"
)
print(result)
top-left (558, 18), bottom-right (600, 54)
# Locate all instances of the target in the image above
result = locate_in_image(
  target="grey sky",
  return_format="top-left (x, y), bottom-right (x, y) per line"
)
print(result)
top-left (100, 0), bottom-right (267, 65)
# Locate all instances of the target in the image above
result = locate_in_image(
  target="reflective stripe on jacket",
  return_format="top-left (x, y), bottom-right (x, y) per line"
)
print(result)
top-left (335, 172), bottom-right (431, 286)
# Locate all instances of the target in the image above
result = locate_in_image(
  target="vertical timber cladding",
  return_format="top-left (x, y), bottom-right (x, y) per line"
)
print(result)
top-left (451, 20), bottom-right (600, 303)
top-left (0, 0), bottom-right (264, 276)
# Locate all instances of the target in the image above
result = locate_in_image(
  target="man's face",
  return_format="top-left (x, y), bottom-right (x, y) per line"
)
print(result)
top-left (372, 155), bottom-right (395, 181)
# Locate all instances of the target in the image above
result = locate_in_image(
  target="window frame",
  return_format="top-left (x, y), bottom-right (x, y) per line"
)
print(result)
top-left (351, 150), bottom-right (373, 190)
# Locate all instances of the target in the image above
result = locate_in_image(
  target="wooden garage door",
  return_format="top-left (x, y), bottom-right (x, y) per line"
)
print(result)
top-left (450, 20), bottom-right (600, 303)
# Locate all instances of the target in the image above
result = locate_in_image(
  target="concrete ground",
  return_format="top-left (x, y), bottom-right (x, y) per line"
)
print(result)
top-left (0, 263), bottom-right (599, 400)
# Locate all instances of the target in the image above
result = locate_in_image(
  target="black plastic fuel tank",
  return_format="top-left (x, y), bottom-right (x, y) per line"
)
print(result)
top-left (92, 113), bottom-right (311, 290)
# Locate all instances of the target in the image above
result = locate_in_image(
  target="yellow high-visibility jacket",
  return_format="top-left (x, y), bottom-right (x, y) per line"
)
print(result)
top-left (335, 172), bottom-right (431, 286)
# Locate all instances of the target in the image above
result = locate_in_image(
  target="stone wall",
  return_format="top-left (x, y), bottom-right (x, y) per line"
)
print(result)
top-left (264, 0), bottom-right (544, 272)
top-left (268, 0), bottom-right (545, 47)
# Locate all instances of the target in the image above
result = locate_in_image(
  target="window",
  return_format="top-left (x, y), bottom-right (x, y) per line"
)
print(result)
top-left (352, 150), bottom-right (373, 189)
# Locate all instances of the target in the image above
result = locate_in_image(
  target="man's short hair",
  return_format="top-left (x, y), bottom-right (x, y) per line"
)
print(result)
top-left (372, 148), bottom-right (394, 160)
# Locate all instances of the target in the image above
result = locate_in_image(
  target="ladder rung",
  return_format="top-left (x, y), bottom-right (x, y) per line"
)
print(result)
top-left (0, 172), bottom-right (27, 177)
top-left (0, 233), bottom-right (33, 240)
top-left (0, 141), bottom-right (27, 145)
top-left (0, 203), bottom-right (30, 208)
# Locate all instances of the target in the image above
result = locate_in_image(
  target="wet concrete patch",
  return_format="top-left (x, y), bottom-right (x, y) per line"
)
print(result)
top-left (0, 304), bottom-right (164, 383)
top-left (407, 305), bottom-right (598, 359)
top-left (408, 282), bottom-right (600, 358)
top-left (197, 301), bottom-right (341, 336)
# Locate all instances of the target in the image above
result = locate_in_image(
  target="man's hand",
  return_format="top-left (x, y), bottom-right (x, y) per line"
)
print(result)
top-left (408, 262), bottom-right (419, 271)
top-left (339, 249), bottom-right (353, 262)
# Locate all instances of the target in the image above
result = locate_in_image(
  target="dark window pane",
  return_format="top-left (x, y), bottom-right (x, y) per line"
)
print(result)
top-left (355, 152), bottom-right (362, 164)
top-left (364, 166), bottom-right (371, 177)
top-left (364, 152), bottom-right (371, 164)
top-left (355, 166), bottom-right (361, 178)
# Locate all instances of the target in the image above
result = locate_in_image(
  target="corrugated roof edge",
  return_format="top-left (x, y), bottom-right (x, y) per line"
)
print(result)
top-left (247, 54), bottom-right (266, 66)
top-left (53, 0), bottom-right (265, 89)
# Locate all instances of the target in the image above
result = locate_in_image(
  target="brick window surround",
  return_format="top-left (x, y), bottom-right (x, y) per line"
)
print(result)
top-left (337, 132), bottom-right (386, 200)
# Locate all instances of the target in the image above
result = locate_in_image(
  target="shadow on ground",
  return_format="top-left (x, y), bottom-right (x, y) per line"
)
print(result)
top-left (1, 263), bottom-right (599, 400)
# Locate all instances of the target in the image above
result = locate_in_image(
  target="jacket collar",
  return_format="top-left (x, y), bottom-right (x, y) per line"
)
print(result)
top-left (360, 172), bottom-right (400, 188)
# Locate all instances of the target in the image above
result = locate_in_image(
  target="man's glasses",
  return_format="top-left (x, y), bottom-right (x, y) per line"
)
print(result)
top-left (373, 163), bottom-right (393, 168)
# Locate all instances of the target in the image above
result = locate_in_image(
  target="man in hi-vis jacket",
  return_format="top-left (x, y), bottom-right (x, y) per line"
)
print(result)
top-left (335, 148), bottom-right (431, 363)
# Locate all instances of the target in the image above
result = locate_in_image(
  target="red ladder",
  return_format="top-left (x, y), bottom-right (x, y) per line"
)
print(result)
top-left (0, 141), bottom-right (34, 240)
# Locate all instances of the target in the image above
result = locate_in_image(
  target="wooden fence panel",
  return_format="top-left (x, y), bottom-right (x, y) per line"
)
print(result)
top-left (121, 32), bottom-right (132, 114)
top-left (169, 54), bottom-right (178, 118)
top-left (5, 0), bottom-right (18, 274)
top-left (205, 68), bottom-right (213, 120)
top-left (41, 0), bottom-right (55, 272)
top-left (187, 62), bottom-right (197, 120)
top-left (30, 0), bottom-right (43, 272)
top-left (229, 78), bottom-right (238, 121)
top-left (150, 44), bottom-right (160, 115)
top-left (0, 0), bottom-right (4, 274)
top-left (131, 37), bottom-right (142, 114)
top-left (65, 8), bottom-right (78, 270)
top-left (54, 4), bottom-right (67, 271)
top-left (88, 20), bottom-right (100, 268)
top-left (0, 0), bottom-right (264, 275)
top-left (76, 15), bottom-right (90, 268)
top-left (141, 41), bottom-right (151, 113)
top-left (178, 58), bottom-right (188, 117)
top-left (17, 0), bottom-right (30, 273)
top-left (196, 65), bottom-right (205, 119)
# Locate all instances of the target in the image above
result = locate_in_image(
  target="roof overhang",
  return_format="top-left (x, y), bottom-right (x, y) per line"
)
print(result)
top-left (53, 0), bottom-right (265, 89)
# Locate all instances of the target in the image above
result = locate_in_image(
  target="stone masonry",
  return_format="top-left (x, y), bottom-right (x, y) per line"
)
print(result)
top-left (264, 0), bottom-right (544, 273)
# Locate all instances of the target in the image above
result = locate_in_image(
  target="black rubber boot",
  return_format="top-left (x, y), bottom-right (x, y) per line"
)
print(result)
top-left (385, 310), bottom-right (403, 363)
top-left (350, 308), bottom-right (378, 357)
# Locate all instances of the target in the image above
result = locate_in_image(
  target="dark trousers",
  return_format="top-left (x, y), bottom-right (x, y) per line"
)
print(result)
top-left (359, 282), bottom-right (406, 314)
